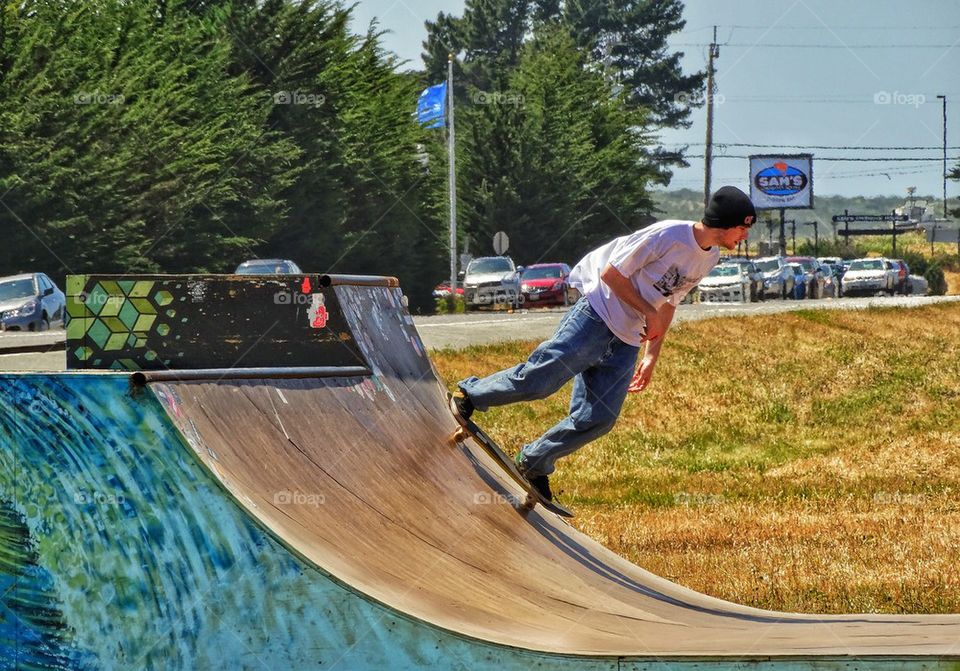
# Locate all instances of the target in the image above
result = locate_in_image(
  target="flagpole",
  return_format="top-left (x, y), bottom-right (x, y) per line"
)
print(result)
top-left (447, 54), bottom-right (458, 296)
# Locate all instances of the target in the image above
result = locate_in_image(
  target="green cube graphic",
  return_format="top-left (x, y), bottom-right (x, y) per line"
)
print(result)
top-left (154, 290), bottom-right (174, 307)
top-left (87, 319), bottom-right (111, 349)
top-left (99, 294), bottom-right (125, 318)
top-left (129, 281), bottom-right (154, 298)
top-left (66, 299), bottom-right (94, 319)
top-left (105, 332), bottom-right (128, 351)
top-left (84, 284), bottom-right (110, 317)
top-left (130, 298), bottom-right (157, 315)
top-left (133, 314), bottom-right (156, 332)
top-left (66, 317), bottom-right (93, 341)
top-left (118, 301), bottom-right (140, 329)
top-left (66, 275), bottom-right (88, 296)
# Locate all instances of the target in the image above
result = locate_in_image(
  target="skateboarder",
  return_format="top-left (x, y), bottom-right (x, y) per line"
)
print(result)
top-left (451, 186), bottom-right (756, 502)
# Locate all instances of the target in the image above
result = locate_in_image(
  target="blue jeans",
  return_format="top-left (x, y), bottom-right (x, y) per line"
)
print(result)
top-left (458, 298), bottom-right (640, 478)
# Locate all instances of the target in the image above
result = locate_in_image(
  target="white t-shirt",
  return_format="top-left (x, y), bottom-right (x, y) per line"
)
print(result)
top-left (569, 220), bottom-right (719, 346)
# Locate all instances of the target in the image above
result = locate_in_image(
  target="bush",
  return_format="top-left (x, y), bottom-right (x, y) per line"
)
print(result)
top-left (899, 250), bottom-right (928, 276)
top-left (435, 295), bottom-right (466, 314)
top-left (925, 263), bottom-right (948, 295)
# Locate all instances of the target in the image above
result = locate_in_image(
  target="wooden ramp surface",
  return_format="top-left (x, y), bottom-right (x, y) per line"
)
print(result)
top-left (151, 284), bottom-right (960, 660)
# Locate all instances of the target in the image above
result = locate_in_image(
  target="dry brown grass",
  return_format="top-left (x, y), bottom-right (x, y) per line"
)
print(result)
top-left (433, 303), bottom-right (960, 614)
top-left (946, 271), bottom-right (960, 295)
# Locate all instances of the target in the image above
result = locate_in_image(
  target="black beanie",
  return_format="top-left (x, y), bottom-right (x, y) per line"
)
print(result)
top-left (704, 186), bottom-right (756, 229)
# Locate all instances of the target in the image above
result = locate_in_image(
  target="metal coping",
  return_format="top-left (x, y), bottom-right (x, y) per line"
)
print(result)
top-left (318, 274), bottom-right (399, 288)
top-left (130, 366), bottom-right (372, 386)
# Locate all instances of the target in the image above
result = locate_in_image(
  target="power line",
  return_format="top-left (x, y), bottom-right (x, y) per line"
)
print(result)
top-left (660, 143), bottom-right (960, 151)
top-left (685, 24), bottom-right (960, 31)
top-left (673, 42), bottom-right (960, 49)
top-left (686, 155), bottom-right (960, 162)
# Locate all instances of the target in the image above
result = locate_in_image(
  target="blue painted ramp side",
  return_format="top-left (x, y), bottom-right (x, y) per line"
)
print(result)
top-left (0, 374), bottom-right (610, 670)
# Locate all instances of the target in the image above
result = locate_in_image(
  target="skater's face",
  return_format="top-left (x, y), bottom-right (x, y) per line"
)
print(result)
top-left (719, 225), bottom-right (751, 250)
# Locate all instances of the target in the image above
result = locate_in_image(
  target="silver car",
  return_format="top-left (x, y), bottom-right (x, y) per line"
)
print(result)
top-left (753, 256), bottom-right (796, 300)
top-left (0, 273), bottom-right (66, 331)
top-left (235, 259), bottom-right (302, 274)
top-left (841, 258), bottom-right (896, 296)
top-left (461, 256), bottom-right (522, 309)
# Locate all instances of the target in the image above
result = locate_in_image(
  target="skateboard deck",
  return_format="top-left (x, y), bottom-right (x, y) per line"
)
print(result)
top-left (448, 395), bottom-right (574, 518)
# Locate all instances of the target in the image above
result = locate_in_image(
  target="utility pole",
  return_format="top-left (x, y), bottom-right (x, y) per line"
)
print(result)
top-left (779, 208), bottom-right (787, 256)
top-left (936, 95), bottom-right (947, 220)
top-left (703, 26), bottom-right (719, 208)
top-left (804, 221), bottom-right (819, 256)
top-left (448, 54), bottom-right (458, 295)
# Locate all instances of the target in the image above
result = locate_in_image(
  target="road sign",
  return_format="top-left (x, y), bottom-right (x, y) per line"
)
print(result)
top-left (493, 231), bottom-right (509, 255)
top-left (926, 226), bottom-right (960, 243)
top-left (831, 214), bottom-right (909, 223)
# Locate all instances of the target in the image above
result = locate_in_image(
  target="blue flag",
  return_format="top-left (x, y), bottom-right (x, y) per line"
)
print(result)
top-left (416, 82), bottom-right (447, 128)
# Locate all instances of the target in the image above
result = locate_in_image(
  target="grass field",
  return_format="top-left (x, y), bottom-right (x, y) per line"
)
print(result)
top-left (434, 302), bottom-right (960, 615)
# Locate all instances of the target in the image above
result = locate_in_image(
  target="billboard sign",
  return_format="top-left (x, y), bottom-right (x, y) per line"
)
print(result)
top-left (749, 154), bottom-right (813, 210)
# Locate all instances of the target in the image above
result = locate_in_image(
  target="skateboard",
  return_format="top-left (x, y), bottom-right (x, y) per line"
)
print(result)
top-left (448, 394), bottom-right (574, 518)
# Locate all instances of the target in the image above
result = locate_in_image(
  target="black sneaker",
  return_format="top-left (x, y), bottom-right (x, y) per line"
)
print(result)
top-left (515, 452), bottom-right (553, 501)
top-left (528, 475), bottom-right (553, 502)
top-left (452, 391), bottom-right (474, 421)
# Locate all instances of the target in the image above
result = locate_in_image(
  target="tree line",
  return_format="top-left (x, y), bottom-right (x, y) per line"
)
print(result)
top-left (0, 0), bottom-right (706, 310)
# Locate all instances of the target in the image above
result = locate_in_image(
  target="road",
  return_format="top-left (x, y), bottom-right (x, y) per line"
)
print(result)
top-left (415, 294), bottom-right (960, 350)
top-left (2, 294), bottom-right (958, 370)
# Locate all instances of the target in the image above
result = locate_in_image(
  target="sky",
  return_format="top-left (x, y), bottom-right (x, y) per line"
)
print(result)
top-left (349, 0), bottom-right (959, 202)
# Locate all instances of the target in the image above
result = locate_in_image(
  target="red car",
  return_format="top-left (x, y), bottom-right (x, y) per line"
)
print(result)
top-left (432, 281), bottom-right (464, 298)
top-left (519, 263), bottom-right (579, 307)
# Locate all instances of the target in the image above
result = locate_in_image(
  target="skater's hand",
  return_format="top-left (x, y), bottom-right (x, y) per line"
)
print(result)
top-left (642, 309), bottom-right (663, 342)
top-left (628, 356), bottom-right (657, 393)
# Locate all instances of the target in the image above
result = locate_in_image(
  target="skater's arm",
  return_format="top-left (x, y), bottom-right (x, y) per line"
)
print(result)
top-left (600, 264), bottom-right (664, 340)
top-left (628, 302), bottom-right (675, 393)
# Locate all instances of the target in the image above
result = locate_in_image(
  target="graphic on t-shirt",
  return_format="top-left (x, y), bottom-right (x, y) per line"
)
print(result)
top-left (653, 264), bottom-right (701, 299)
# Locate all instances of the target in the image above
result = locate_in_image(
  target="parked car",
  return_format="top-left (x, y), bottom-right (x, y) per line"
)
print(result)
top-left (724, 258), bottom-right (765, 302)
top-left (754, 256), bottom-right (796, 299)
top-left (698, 263), bottom-right (753, 303)
top-left (819, 263), bottom-right (841, 298)
top-left (889, 259), bottom-right (911, 295)
top-left (818, 259), bottom-right (847, 289)
top-left (235, 259), bottom-right (302, 274)
top-left (461, 256), bottom-right (522, 309)
top-left (0, 273), bottom-right (66, 331)
top-left (785, 256), bottom-right (828, 299)
top-left (519, 263), bottom-right (578, 307)
top-left (786, 264), bottom-right (807, 299)
top-left (841, 258), bottom-right (896, 296)
top-left (432, 281), bottom-right (465, 298)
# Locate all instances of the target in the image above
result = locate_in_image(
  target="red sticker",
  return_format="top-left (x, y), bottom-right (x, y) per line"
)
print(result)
top-left (301, 277), bottom-right (311, 293)
top-left (311, 305), bottom-right (329, 329)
